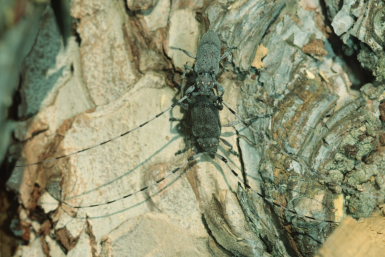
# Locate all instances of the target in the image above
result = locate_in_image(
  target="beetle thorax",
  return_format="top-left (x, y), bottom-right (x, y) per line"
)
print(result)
top-left (196, 72), bottom-right (216, 94)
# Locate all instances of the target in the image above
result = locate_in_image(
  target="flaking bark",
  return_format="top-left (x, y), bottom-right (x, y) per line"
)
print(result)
top-left (5, 1), bottom-right (385, 257)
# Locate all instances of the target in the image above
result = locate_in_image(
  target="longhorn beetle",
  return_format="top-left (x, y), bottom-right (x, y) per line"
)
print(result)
top-left (15, 30), bottom-right (341, 230)
top-left (174, 30), bottom-right (226, 158)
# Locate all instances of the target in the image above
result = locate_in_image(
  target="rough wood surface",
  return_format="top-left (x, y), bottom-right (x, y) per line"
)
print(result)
top-left (7, 0), bottom-right (385, 257)
top-left (316, 215), bottom-right (385, 257)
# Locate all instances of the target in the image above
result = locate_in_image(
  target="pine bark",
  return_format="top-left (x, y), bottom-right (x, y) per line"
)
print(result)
top-left (7, 0), bottom-right (385, 257)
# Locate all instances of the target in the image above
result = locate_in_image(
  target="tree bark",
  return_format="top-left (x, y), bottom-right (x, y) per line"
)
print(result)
top-left (8, 0), bottom-right (385, 257)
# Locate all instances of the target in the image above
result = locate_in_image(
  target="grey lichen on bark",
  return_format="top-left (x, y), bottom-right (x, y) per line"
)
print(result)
top-left (8, 0), bottom-right (385, 257)
top-left (0, 1), bottom-right (45, 164)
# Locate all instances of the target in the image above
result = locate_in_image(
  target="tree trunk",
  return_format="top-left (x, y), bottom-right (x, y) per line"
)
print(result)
top-left (7, 0), bottom-right (385, 257)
